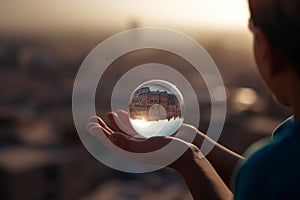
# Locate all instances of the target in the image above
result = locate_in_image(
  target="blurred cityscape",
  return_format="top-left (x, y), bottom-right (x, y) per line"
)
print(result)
top-left (0, 19), bottom-right (292, 200)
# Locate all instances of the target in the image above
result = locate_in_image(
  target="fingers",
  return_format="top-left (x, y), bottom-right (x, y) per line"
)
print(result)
top-left (87, 121), bottom-right (111, 137)
top-left (87, 115), bottom-right (145, 152)
top-left (89, 114), bottom-right (133, 137)
top-left (176, 124), bottom-right (198, 142)
top-left (88, 115), bottom-right (99, 123)
top-left (90, 126), bottom-right (109, 140)
top-left (87, 116), bottom-right (114, 142)
top-left (88, 112), bottom-right (196, 154)
top-left (86, 121), bottom-right (99, 131)
top-left (107, 112), bottom-right (123, 133)
top-left (87, 119), bottom-right (133, 152)
top-left (87, 116), bottom-right (202, 167)
top-left (107, 111), bottom-right (139, 137)
top-left (115, 110), bottom-right (135, 130)
top-left (86, 123), bottom-right (119, 152)
top-left (89, 115), bottom-right (114, 134)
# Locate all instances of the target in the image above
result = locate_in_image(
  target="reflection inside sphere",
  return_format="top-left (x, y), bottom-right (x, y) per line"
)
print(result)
top-left (128, 80), bottom-right (184, 138)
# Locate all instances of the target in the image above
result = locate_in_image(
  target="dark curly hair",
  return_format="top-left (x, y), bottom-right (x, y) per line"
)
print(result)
top-left (248, 0), bottom-right (300, 74)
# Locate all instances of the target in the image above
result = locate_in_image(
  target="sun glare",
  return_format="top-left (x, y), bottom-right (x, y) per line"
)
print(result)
top-left (131, 0), bottom-right (250, 29)
top-left (0, 0), bottom-right (250, 33)
top-left (133, 119), bottom-right (151, 129)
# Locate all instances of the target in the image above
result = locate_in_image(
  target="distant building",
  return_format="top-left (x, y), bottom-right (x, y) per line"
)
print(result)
top-left (129, 87), bottom-right (182, 121)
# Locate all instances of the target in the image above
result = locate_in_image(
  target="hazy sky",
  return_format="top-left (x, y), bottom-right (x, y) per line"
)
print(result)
top-left (0, 0), bottom-right (250, 34)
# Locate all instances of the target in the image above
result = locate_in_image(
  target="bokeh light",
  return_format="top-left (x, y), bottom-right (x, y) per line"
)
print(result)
top-left (233, 87), bottom-right (257, 111)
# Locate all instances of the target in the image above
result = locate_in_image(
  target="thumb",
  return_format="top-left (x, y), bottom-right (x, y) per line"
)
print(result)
top-left (175, 124), bottom-right (198, 144)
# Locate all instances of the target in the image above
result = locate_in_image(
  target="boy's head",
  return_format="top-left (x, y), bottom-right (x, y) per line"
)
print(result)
top-left (248, 0), bottom-right (300, 106)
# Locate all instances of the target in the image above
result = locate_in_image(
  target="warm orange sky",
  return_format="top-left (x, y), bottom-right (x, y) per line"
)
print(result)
top-left (0, 0), bottom-right (250, 34)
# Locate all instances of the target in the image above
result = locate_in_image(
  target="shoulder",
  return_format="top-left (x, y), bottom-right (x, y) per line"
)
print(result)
top-left (237, 141), bottom-right (280, 180)
top-left (240, 133), bottom-right (300, 176)
top-left (242, 117), bottom-right (300, 171)
top-left (234, 132), bottom-right (300, 199)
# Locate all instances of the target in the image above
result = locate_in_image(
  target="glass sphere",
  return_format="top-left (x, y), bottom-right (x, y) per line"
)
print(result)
top-left (128, 80), bottom-right (184, 138)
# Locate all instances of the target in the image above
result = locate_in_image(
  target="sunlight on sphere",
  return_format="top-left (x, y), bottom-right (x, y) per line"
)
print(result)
top-left (128, 80), bottom-right (184, 138)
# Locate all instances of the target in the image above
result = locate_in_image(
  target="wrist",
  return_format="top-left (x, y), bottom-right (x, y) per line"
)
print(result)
top-left (171, 145), bottom-right (205, 174)
top-left (174, 148), bottom-right (233, 200)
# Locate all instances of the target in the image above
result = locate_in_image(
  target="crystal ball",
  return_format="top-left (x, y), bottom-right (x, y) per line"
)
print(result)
top-left (128, 80), bottom-right (184, 138)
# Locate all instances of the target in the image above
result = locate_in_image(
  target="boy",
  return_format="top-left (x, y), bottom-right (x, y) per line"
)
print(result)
top-left (88, 0), bottom-right (300, 199)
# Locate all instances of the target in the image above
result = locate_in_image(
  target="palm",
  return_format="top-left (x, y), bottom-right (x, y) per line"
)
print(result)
top-left (87, 110), bottom-right (201, 167)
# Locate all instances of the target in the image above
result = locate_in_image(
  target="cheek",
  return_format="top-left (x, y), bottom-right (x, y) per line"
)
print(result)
top-left (253, 41), bottom-right (289, 106)
top-left (253, 38), bottom-right (267, 80)
top-left (253, 37), bottom-right (262, 69)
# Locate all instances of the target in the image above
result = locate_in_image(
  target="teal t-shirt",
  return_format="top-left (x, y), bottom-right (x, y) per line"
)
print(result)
top-left (234, 117), bottom-right (300, 199)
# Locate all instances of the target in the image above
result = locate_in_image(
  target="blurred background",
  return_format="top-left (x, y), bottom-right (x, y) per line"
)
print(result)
top-left (0, 0), bottom-right (291, 199)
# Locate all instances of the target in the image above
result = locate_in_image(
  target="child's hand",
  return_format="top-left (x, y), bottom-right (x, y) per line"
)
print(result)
top-left (87, 110), bottom-right (203, 171)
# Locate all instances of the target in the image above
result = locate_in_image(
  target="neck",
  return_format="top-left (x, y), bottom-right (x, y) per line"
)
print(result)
top-left (293, 99), bottom-right (300, 121)
top-left (289, 75), bottom-right (300, 121)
